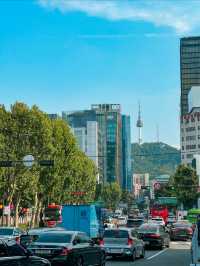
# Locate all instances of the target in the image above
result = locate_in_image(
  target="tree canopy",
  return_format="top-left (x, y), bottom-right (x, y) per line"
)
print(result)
top-left (0, 102), bottom-right (97, 226)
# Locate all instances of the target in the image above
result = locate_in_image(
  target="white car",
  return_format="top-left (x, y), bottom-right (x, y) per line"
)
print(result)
top-left (117, 216), bottom-right (127, 225)
top-left (150, 217), bottom-right (165, 226)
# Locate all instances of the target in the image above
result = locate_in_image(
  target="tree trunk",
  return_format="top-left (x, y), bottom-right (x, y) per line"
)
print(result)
top-left (14, 199), bottom-right (20, 227)
top-left (35, 200), bottom-right (42, 227)
top-left (30, 192), bottom-right (38, 228)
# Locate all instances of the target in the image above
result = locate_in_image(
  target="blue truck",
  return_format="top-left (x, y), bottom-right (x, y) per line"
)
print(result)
top-left (59, 204), bottom-right (104, 239)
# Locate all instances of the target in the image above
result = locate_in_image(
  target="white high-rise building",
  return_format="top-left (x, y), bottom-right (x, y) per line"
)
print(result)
top-left (72, 121), bottom-right (98, 168)
top-left (181, 86), bottom-right (200, 164)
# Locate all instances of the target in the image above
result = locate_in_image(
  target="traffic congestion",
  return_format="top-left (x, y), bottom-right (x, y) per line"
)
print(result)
top-left (0, 203), bottom-right (197, 266)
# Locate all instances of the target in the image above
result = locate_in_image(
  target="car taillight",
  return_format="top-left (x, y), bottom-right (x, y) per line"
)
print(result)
top-left (128, 238), bottom-right (134, 246)
top-left (60, 247), bottom-right (71, 256)
top-left (187, 228), bottom-right (193, 234)
top-left (99, 239), bottom-right (104, 246)
top-left (149, 234), bottom-right (161, 238)
top-left (15, 236), bottom-right (20, 243)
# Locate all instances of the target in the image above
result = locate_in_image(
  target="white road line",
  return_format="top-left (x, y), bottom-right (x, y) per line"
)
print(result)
top-left (146, 249), bottom-right (168, 260)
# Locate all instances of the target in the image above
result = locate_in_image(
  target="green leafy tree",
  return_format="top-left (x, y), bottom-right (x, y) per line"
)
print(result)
top-left (0, 102), bottom-right (98, 227)
top-left (102, 182), bottom-right (121, 210)
top-left (171, 165), bottom-right (199, 209)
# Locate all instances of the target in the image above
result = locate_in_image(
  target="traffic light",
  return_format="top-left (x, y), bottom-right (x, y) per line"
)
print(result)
top-left (0, 161), bottom-right (13, 167)
top-left (39, 160), bottom-right (54, 166)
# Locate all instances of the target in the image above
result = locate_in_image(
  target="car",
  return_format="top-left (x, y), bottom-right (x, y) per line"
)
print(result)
top-left (170, 222), bottom-right (193, 241)
top-left (20, 227), bottom-right (65, 247)
top-left (28, 230), bottom-right (105, 266)
top-left (167, 215), bottom-right (176, 225)
top-left (126, 218), bottom-right (144, 229)
top-left (117, 216), bottom-right (127, 226)
top-left (101, 228), bottom-right (145, 261)
top-left (150, 217), bottom-right (165, 226)
top-left (0, 226), bottom-right (24, 240)
top-left (138, 223), bottom-right (170, 249)
top-left (0, 238), bottom-right (50, 265)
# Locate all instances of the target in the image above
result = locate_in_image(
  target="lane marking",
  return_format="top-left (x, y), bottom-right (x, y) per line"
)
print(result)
top-left (147, 249), bottom-right (168, 260)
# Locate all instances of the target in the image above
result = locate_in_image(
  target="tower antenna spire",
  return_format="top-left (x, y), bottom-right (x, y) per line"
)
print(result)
top-left (136, 101), bottom-right (143, 145)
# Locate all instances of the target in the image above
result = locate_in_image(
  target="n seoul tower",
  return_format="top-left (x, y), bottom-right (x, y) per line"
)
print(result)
top-left (136, 102), bottom-right (143, 145)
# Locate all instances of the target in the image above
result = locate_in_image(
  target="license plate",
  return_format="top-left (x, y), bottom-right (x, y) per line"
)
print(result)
top-left (110, 249), bottom-right (122, 253)
top-left (35, 249), bottom-right (51, 254)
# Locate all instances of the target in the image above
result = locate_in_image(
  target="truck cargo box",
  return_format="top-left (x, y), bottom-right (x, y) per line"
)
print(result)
top-left (59, 205), bottom-right (99, 238)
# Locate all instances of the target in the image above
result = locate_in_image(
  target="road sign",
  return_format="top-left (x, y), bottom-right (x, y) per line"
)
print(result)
top-left (154, 182), bottom-right (161, 190)
top-left (3, 205), bottom-right (10, 215)
top-left (0, 161), bottom-right (13, 167)
top-left (23, 154), bottom-right (34, 167)
top-left (39, 160), bottom-right (54, 166)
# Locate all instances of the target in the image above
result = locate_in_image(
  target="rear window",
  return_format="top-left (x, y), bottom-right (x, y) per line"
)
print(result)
top-left (138, 225), bottom-right (158, 233)
top-left (0, 229), bottom-right (13, 235)
top-left (173, 223), bottom-right (192, 228)
top-left (104, 230), bottom-right (129, 238)
top-left (37, 233), bottom-right (72, 243)
top-left (127, 220), bottom-right (143, 227)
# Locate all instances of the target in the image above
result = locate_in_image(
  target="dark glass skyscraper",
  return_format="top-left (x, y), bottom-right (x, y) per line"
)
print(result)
top-left (180, 37), bottom-right (200, 115)
top-left (91, 104), bottom-right (122, 184)
top-left (122, 115), bottom-right (132, 192)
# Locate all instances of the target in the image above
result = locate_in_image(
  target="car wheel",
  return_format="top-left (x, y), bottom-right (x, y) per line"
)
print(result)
top-left (140, 247), bottom-right (145, 258)
top-left (131, 250), bottom-right (136, 261)
top-left (76, 256), bottom-right (83, 266)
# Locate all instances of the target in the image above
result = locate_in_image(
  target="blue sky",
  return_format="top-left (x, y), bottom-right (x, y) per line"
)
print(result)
top-left (1, 0), bottom-right (200, 146)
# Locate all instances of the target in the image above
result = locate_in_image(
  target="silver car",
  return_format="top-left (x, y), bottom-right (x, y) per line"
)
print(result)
top-left (0, 227), bottom-right (23, 240)
top-left (102, 228), bottom-right (145, 261)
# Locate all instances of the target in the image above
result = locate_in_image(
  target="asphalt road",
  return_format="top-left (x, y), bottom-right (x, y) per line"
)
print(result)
top-left (106, 241), bottom-right (191, 266)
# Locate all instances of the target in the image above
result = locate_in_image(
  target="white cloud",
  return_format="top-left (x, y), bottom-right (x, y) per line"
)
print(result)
top-left (38, 0), bottom-right (200, 34)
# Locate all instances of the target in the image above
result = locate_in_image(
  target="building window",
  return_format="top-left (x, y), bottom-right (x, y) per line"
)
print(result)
top-left (186, 144), bottom-right (196, 150)
top-left (182, 146), bottom-right (184, 150)
top-left (186, 127), bottom-right (195, 132)
top-left (186, 154), bottom-right (193, 159)
top-left (182, 155), bottom-right (184, 159)
top-left (186, 135), bottom-right (196, 141)
top-left (182, 137), bottom-right (184, 141)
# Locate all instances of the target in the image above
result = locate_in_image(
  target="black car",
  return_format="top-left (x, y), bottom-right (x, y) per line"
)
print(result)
top-left (0, 238), bottom-right (50, 265)
top-left (138, 223), bottom-right (170, 249)
top-left (28, 230), bottom-right (105, 266)
top-left (20, 227), bottom-right (65, 247)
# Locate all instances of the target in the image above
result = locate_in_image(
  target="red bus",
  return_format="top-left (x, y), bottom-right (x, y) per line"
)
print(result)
top-left (150, 205), bottom-right (169, 224)
top-left (43, 204), bottom-right (62, 227)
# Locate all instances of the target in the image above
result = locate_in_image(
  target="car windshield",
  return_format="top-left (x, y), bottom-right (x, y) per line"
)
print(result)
top-left (104, 230), bottom-right (129, 238)
top-left (0, 229), bottom-right (13, 235)
top-left (36, 233), bottom-right (72, 243)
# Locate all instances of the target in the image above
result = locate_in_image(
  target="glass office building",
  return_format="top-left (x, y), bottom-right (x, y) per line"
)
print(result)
top-left (180, 37), bottom-right (200, 115)
top-left (62, 110), bottom-right (101, 183)
top-left (122, 115), bottom-right (132, 192)
top-left (91, 104), bottom-right (122, 184)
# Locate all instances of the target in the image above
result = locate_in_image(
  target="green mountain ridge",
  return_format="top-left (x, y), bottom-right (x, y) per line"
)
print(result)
top-left (131, 142), bottom-right (181, 179)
